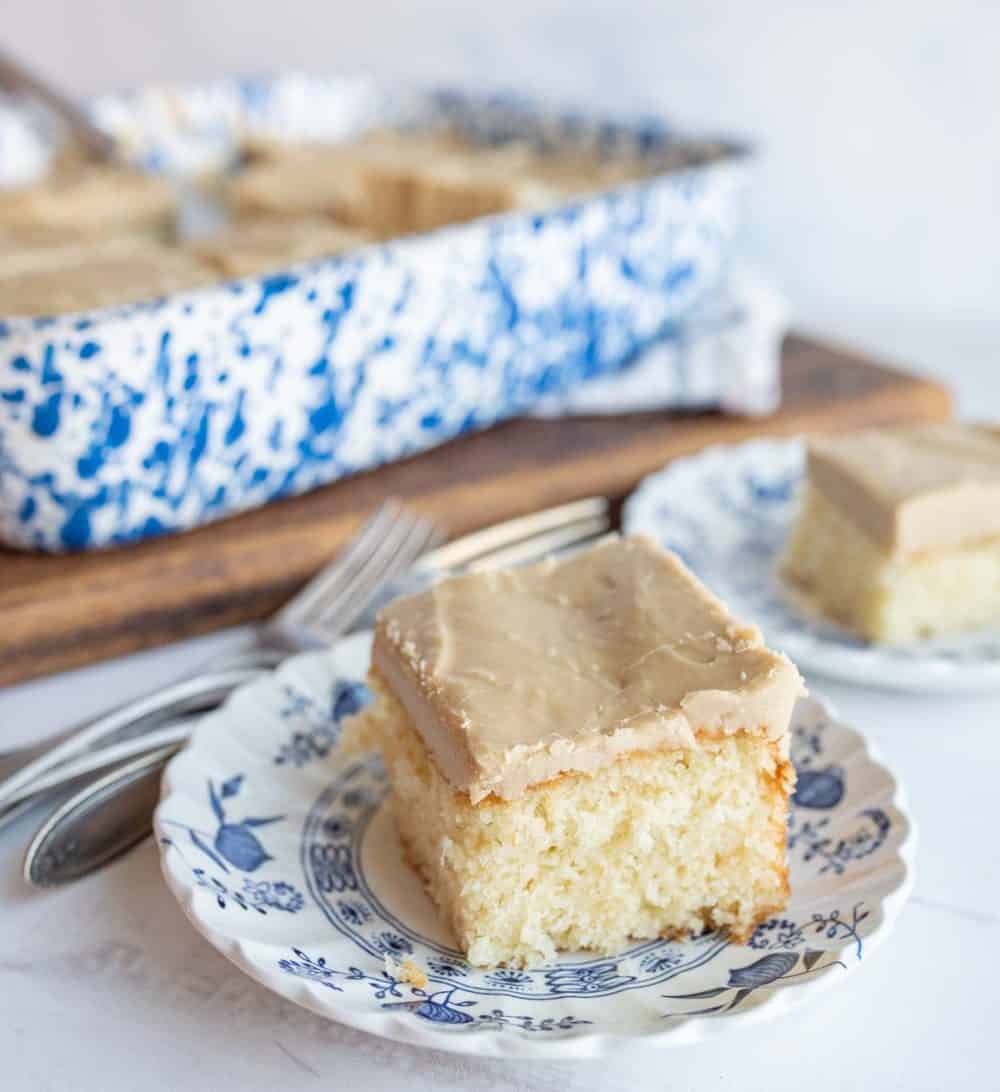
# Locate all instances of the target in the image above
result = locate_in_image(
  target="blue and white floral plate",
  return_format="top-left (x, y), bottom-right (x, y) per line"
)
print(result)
top-left (624, 437), bottom-right (1000, 693)
top-left (155, 630), bottom-right (914, 1058)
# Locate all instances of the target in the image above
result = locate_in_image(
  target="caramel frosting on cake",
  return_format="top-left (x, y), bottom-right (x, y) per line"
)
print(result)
top-left (0, 162), bottom-right (175, 236)
top-left (373, 535), bottom-right (804, 802)
top-left (808, 424), bottom-right (1000, 557)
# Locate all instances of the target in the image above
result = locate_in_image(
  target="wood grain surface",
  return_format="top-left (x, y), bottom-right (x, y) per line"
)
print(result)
top-left (0, 335), bottom-right (952, 687)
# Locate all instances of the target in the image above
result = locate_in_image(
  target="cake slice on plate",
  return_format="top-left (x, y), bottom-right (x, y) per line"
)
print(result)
top-left (782, 423), bottom-right (1000, 643)
top-left (356, 534), bottom-right (803, 968)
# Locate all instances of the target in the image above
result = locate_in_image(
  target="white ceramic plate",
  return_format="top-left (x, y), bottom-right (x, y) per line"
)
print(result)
top-left (156, 630), bottom-right (914, 1059)
top-left (624, 437), bottom-right (1000, 693)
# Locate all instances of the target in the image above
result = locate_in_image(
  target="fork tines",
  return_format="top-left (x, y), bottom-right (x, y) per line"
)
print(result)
top-left (276, 502), bottom-right (442, 633)
top-left (418, 496), bottom-right (611, 575)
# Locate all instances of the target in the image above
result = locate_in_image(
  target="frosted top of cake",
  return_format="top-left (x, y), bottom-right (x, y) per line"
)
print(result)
top-left (0, 160), bottom-right (175, 231)
top-left (373, 535), bottom-right (804, 802)
top-left (808, 423), bottom-right (1000, 556)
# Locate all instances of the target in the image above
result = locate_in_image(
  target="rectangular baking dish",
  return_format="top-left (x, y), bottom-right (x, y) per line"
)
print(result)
top-left (0, 74), bottom-right (750, 551)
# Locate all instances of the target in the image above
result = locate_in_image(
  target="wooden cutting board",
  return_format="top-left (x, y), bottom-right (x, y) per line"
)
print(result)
top-left (0, 335), bottom-right (951, 687)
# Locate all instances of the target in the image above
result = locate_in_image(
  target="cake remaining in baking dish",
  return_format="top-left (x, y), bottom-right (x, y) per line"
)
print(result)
top-left (230, 128), bottom-right (663, 239)
top-left (353, 535), bottom-right (803, 967)
top-left (782, 424), bottom-right (1000, 644)
top-left (0, 239), bottom-right (215, 317)
top-left (0, 158), bottom-right (176, 241)
top-left (190, 216), bottom-right (374, 278)
top-left (0, 126), bottom-right (678, 317)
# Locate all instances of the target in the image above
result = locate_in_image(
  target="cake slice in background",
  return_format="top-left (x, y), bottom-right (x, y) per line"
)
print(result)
top-left (0, 238), bottom-right (215, 317)
top-left (782, 423), bottom-right (1000, 644)
top-left (0, 157), bottom-right (176, 242)
top-left (353, 534), bottom-right (803, 968)
top-left (190, 215), bottom-right (373, 278)
top-left (228, 141), bottom-right (374, 226)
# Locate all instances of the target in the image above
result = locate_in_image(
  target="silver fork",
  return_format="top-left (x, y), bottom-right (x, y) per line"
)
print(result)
top-left (0, 500), bottom-right (441, 827)
top-left (23, 498), bottom-right (614, 886)
top-left (5, 497), bottom-right (611, 840)
top-left (0, 497), bottom-right (611, 828)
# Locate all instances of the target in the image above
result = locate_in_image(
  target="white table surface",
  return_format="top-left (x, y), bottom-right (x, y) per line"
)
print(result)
top-left (2, 321), bottom-right (997, 1091)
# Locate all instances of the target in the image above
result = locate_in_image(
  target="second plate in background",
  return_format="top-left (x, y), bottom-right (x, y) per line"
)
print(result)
top-left (623, 437), bottom-right (1000, 692)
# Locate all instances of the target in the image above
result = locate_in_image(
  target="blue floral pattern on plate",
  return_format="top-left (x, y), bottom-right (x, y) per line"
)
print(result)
top-left (624, 437), bottom-right (1000, 692)
top-left (155, 631), bottom-right (915, 1057)
top-left (274, 679), bottom-right (370, 767)
top-left (0, 74), bottom-right (751, 551)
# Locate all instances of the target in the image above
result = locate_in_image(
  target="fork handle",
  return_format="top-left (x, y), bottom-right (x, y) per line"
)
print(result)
top-left (0, 667), bottom-right (264, 816)
top-left (25, 744), bottom-right (182, 888)
top-left (0, 721), bottom-right (195, 832)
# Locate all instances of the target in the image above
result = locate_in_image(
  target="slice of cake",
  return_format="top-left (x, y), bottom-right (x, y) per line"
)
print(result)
top-left (318, 131), bottom-right (524, 237)
top-left (0, 231), bottom-right (158, 277)
top-left (357, 534), bottom-right (803, 967)
top-left (230, 132), bottom-right (639, 239)
top-left (0, 160), bottom-right (176, 241)
top-left (228, 143), bottom-right (371, 226)
top-left (0, 241), bottom-right (215, 317)
top-left (509, 150), bottom-right (649, 209)
top-left (781, 424), bottom-right (1000, 644)
top-left (229, 130), bottom-right (497, 234)
top-left (191, 216), bottom-right (372, 279)
top-left (362, 135), bottom-right (537, 236)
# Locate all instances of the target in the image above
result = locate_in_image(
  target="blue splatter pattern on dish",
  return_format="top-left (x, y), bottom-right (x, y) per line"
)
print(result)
top-left (0, 75), bottom-right (750, 550)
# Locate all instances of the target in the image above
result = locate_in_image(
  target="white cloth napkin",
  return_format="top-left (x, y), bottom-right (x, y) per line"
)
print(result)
top-left (532, 266), bottom-right (789, 419)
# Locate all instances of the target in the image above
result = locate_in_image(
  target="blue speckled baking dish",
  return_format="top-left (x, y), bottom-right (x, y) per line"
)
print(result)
top-left (0, 74), bottom-right (750, 551)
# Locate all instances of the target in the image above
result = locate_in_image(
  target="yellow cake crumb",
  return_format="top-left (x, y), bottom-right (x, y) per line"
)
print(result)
top-left (782, 483), bottom-right (1000, 643)
top-left (359, 674), bottom-right (793, 968)
top-left (383, 954), bottom-right (428, 989)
